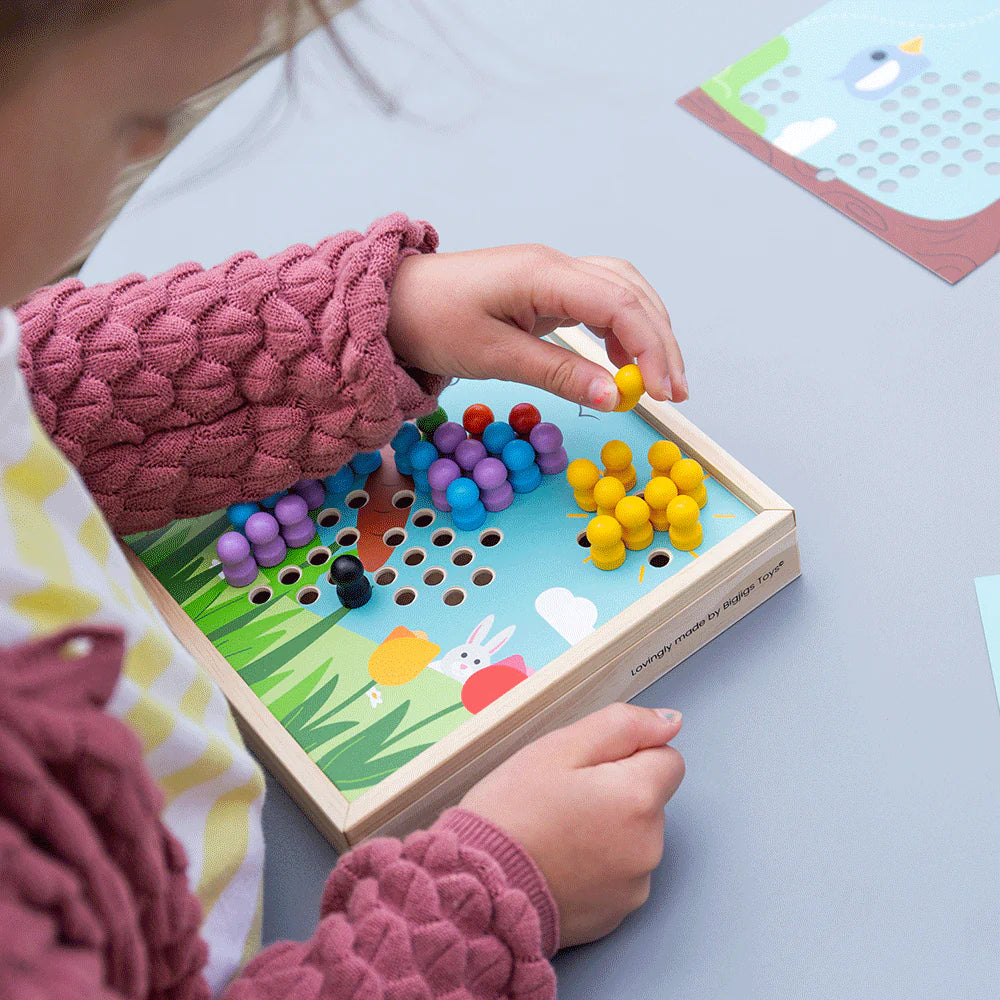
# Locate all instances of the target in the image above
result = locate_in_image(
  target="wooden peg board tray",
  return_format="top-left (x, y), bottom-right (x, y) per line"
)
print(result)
top-left (126, 328), bottom-right (799, 850)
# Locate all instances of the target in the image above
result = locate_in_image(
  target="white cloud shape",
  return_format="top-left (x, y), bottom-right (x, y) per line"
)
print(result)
top-left (772, 117), bottom-right (837, 156)
top-left (535, 587), bottom-right (598, 646)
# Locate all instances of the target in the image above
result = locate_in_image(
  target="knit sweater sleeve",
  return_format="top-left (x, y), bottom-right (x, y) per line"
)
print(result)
top-left (0, 626), bottom-right (559, 1000)
top-left (225, 809), bottom-right (558, 1000)
top-left (14, 214), bottom-right (447, 536)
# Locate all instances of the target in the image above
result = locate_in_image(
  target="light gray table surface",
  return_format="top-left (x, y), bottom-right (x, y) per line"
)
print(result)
top-left (81, 2), bottom-right (1000, 997)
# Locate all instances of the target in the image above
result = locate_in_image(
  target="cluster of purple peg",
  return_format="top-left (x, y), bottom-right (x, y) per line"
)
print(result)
top-left (217, 477), bottom-right (325, 587)
top-left (389, 406), bottom-right (569, 531)
top-left (215, 447), bottom-right (387, 598)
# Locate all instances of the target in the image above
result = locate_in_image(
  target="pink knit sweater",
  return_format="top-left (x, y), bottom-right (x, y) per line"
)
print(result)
top-left (17, 214), bottom-right (449, 535)
top-left (1, 215), bottom-right (559, 999)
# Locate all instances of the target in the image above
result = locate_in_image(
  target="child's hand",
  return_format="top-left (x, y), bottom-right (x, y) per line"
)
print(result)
top-left (386, 246), bottom-right (687, 410)
top-left (458, 703), bottom-right (685, 947)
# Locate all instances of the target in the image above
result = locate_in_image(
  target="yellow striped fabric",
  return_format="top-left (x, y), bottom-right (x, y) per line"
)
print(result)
top-left (0, 309), bottom-right (265, 995)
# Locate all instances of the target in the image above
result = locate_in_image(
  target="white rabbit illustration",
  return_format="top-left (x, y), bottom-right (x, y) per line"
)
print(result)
top-left (429, 615), bottom-right (516, 683)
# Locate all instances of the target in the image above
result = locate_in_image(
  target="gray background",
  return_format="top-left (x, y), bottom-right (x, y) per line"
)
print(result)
top-left (81, 2), bottom-right (1000, 997)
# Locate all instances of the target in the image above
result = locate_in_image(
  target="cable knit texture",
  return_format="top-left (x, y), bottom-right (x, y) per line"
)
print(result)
top-left (228, 811), bottom-right (557, 1000)
top-left (0, 631), bottom-right (559, 1000)
top-left (0, 627), bottom-right (209, 1000)
top-left (15, 214), bottom-right (447, 535)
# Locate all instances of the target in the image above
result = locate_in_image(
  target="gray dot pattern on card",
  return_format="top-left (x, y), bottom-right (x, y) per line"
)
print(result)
top-left (814, 74), bottom-right (1000, 195)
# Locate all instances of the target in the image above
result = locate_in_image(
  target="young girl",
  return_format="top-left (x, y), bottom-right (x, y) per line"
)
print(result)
top-left (0, 2), bottom-right (687, 997)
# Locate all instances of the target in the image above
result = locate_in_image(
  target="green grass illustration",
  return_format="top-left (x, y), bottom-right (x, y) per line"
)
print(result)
top-left (127, 512), bottom-right (473, 800)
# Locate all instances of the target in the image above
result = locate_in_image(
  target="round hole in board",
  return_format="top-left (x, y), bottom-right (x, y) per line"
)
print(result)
top-left (479, 528), bottom-right (503, 547)
top-left (394, 587), bottom-right (417, 606)
top-left (248, 585), bottom-right (273, 605)
top-left (375, 567), bottom-right (397, 586)
top-left (442, 587), bottom-right (466, 607)
top-left (411, 508), bottom-right (435, 528)
top-left (383, 528), bottom-right (407, 547)
top-left (422, 567), bottom-right (446, 586)
top-left (317, 508), bottom-right (341, 528)
top-left (296, 586), bottom-right (320, 606)
top-left (345, 490), bottom-right (369, 510)
top-left (431, 528), bottom-right (455, 547)
top-left (335, 527), bottom-right (359, 547)
top-left (577, 530), bottom-right (591, 548)
top-left (278, 566), bottom-right (302, 585)
top-left (307, 546), bottom-right (332, 566)
top-left (648, 549), bottom-right (672, 569)
top-left (451, 547), bottom-right (475, 566)
top-left (471, 568), bottom-right (495, 587)
top-left (392, 490), bottom-right (415, 509)
top-left (402, 547), bottom-right (426, 567)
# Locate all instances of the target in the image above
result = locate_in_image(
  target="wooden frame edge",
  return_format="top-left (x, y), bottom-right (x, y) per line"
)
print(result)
top-left (344, 509), bottom-right (796, 839)
top-left (345, 520), bottom-right (801, 843)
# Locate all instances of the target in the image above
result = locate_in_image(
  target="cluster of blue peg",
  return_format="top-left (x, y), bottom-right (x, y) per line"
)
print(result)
top-left (389, 409), bottom-right (569, 532)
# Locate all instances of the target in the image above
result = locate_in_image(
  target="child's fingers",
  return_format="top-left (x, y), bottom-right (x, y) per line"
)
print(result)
top-left (576, 256), bottom-right (674, 338)
top-left (574, 256), bottom-right (686, 402)
top-left (584, 326), bottom-right (632, 369)
top-left (525, 258), bottom-right (675, 395)
top-left (561, 265), bottom-right (671, 400)
top-left (615, 744), bottom-right (687, 812)
top-left (539, 318), bottom-right (632, 371)
top-left (552, 702), bottom-right (683, 768)
top-left (484, 328), bottom-right (625, 410)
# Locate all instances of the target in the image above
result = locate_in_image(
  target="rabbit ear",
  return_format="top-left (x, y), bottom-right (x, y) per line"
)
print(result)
top-left (468, 615), bottom-right (494, 645)
top-left (487, 625), bottom-right (516, 655)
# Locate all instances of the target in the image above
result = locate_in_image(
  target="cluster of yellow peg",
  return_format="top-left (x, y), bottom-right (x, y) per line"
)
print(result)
top-left (566, 438), bottom-right (707, 570)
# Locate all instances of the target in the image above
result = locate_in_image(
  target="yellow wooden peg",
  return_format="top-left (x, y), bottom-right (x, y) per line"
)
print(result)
top-left (613, 363), bottom-right (645, 412)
